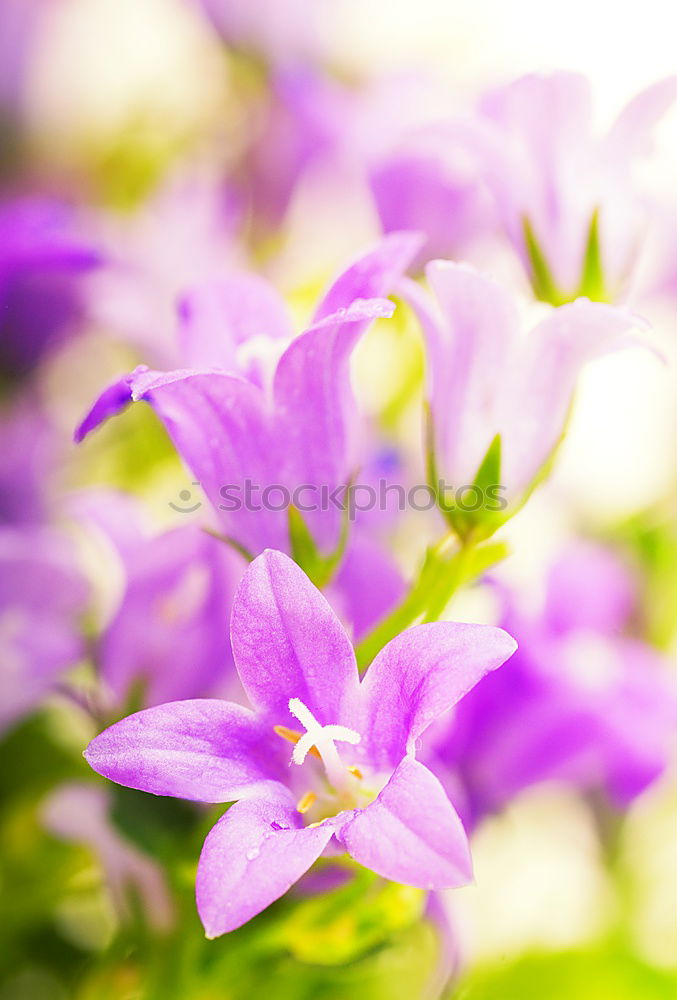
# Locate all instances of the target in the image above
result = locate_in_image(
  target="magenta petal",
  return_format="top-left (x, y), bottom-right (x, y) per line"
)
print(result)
top-left (127, 366), bottom-right (287, 554)
top-left (231, 550), bottom-right (359, 726)
top-left (74, 376), bottom-right (133, 443)
top-left (312, 231), bottom-right (423, 323)
top-left (339, 757), bottom-right (472, 889)
top-left (274, 297), bottom-right (394, 550)
top-left (196, 794), bottom-right (334, 937)
top-left (84, 700), bottom-right (284, 802)
top-left (360, 621), bottom-right (517, 769)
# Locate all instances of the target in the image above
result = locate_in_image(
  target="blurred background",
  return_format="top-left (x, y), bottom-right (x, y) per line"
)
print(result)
top-left (2, 1), bottom-right (677, 998)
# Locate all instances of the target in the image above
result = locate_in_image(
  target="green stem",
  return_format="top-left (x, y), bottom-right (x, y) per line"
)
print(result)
top-left (356, 535), bottom-right (480, 670)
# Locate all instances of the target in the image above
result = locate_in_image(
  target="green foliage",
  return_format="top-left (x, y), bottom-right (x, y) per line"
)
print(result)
top-left (288, 500), bottom-right (349, 590)
top-left (453, 946), bottom-right (677, 1000)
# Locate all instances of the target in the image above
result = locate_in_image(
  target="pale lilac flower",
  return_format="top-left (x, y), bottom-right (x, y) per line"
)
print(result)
top-left (85, 549), bottom-right (516, 936)
top-left (370, 73), bottom-right (677, 300)
top-left (407, 261), bottom-right (647, 503)
top-left (435, 542), bottom-right (677, 826)
top-left (478, 72), bottom-right (677, 301)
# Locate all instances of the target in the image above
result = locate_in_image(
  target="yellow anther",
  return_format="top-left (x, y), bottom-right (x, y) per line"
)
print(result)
top-left (273, 725), bottom-right (320, 759)
top-left (296, 791), bottom-right (317, 814)
top-left (347, 766), bottom-right (363, 779)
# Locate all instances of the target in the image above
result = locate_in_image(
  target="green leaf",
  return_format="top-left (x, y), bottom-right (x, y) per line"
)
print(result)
top-left (523, 217), bottom-right (566, 305)
top-left (578, 208), bottom-right (607, 302)
top-left (440, 434), bottom-right (509, 544)
top-left (288, 501), bottom-right (349, 590)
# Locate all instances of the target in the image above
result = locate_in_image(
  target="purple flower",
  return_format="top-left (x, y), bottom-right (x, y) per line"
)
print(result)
top-left (0, 198), bottom-right (99, 381)
top-left (369, 122), bottom-right (496, 267)
top-left (436, 542), bottom-right (677, 826)
top-left (84, 549), bottom-right (516, 936)
top-left (76, 234), bottom-right (421, 557)
top-left (370, 73), bottom-right (677, 300)
top-left (97, 523), bottom-right (243, 709)
top-left (0, 396), bottom-right (56, 524)
top-left (0, 526), bottom-right (88, 733)
top-left (478, 72), bottom-right (677, 301)
top-left (406, 261), bottom-right (647, 503)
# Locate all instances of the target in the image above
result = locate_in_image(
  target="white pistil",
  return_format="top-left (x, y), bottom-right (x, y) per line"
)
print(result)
top-left (287, 697), bottom-right (361, 793)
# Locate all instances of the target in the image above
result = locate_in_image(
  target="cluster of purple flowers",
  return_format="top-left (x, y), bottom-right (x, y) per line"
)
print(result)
top-left (1, 1), bottom-right (677, 991)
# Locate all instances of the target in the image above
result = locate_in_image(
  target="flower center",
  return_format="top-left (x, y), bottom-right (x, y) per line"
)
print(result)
top-left (285, 697), bottom-right (361, 796)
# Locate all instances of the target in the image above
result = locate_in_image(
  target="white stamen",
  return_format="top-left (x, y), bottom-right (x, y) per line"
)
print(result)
top-left (287, 697), bottom-right (361, 791)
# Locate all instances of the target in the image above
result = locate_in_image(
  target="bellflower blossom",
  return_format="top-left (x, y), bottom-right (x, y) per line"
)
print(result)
top-left (405, 260), bottom-right (647, 506)
top-left (75, 233), bottom-right (421, 558)
top-left (478, 72), bottom-right (677, 301)
top-left (371, 73), bottom-right (677, 301)
top-left (435, 542), bottom-right (677, 827)
top-left (84, 549), bottom-right (516, 936)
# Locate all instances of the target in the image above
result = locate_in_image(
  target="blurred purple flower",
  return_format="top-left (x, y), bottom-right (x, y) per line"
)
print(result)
top-left (369, 122), bottom-right (496, 267)
top-left (371, 73), bottom-right (677, 298)
top-left (436, 542), bottom-right (677, 827)
top-left (0, 0), bottom-right (50, 117)
top-left (407, 261), bottom-right (647, 503)
top-left (0, 526), bottom-right (88, 733)
top-left (84, 549), bottom-right (516, 936)
top-left (0, 198), bottom-right (99, 381)
top-left (0, 396), bottom-right (57, 524)
top-left (478, 72), bottom-right (677, 300)
top-left (97, 523), bottom-right (243, 709)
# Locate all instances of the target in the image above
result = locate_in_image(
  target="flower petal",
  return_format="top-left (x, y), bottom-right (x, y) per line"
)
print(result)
top-left (312, 231), bottom-right (423, 323)
top-left (99, 526), bottom-right (241, 706)
top-left (196, 792), bottom-right (334, 937)
top-left (231, 549), bottom-right (359, 727)
top-left (127, 366), bottom-right (287, 554)
top-left (84, 700), bottom-right (284, 802)
top-left (359, 621), bottom-right (517, 770)
top-left (178, 271), bottom-right (292, 371)
top-left (274, 297), bottom-right (394, 550)
top-left (74, 376), bottom-right (133, 443)
top-left (423, 260), bottom-right (521, 485)
top-left (339, 757), bottom-right (472, 889)
top-left (498, 300), bottom-right (648, 491)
